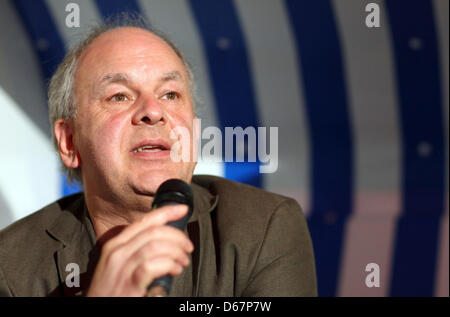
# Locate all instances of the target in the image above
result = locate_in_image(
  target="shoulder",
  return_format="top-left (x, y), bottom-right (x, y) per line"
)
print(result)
top-left (191, 175), bottom-right (305, 237)
top-left (190, 176), bottom-right (315, 296)
top-left (0, 193), bottom-right (84, 251)
top-left (0, 194), bottom-right (85, 294)
top-left (192, 174), bottom-right (298, 209)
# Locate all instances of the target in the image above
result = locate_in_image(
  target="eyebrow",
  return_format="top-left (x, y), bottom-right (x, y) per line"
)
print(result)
top-left (160, 71), bottom-right (183, 82)
top-left (100, 73), bottom-right (129, 86)
top-left (98, 71), bottom-right (183, 88)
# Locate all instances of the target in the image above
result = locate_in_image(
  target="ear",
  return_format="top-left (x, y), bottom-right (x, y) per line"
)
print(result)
top-left (54, 118), bottom-right (80, 169)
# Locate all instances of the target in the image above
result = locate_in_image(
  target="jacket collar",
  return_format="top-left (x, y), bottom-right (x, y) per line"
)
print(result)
top-left (190, 182), bottom-right (219, 222)
top-left (46, 195), bottom-right (90, 246)
top-left (45, 195), bottom-right (95, 296)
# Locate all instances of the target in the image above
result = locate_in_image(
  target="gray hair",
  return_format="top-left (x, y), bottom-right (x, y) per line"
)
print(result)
top-left (48, 13), bottom-right (197, 185)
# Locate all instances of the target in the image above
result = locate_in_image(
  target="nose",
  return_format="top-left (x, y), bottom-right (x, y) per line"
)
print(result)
top-left (131, 96), bottom-right (164, 125)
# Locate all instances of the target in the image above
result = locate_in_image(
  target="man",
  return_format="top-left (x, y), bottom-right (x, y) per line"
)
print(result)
top-left (0, 17), bottom-right (317, 297)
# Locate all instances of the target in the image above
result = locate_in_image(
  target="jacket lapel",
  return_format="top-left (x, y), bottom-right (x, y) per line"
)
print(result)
top-left (46, 196), bottom-right (97, 296)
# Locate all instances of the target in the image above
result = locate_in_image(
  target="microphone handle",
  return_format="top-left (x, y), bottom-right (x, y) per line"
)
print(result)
top-left (146, 202), bottom-right (190, 297)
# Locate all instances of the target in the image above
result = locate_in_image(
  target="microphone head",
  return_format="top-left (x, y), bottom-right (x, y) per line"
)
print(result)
top-left (152, 179), bottom-right (194, 218)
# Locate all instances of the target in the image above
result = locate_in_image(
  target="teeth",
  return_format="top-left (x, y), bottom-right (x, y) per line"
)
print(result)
top-left (132, 145), bottom-right (163, 153)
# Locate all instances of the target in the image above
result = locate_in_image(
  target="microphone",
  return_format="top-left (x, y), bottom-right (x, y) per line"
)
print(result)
top-left (146, 179), bottom-right (194, 297)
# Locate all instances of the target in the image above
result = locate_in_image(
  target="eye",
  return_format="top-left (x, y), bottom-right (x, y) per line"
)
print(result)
top-left (161, 91), bottom-right (179, 101)
top-left (109, 93), bottom-right (129, 102)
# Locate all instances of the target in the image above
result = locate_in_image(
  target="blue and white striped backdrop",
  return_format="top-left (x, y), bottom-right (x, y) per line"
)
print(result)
top-left (0, 0), bottom-right (447, 297)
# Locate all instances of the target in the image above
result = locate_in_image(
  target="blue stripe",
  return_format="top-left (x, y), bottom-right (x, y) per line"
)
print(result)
top-left (225, 162), bottom-right (260, 187)
top-left (284, 0), bottom-right (354, 296)
top-left (62, 174), bottom-right (83, 196)
top-left (11, 0), bottom-right (65, 81)
top-left (188, 0), bottom-right (262, 188)
top-left (94, 0), bottom-right (141, 18)
top-left (385, 0), bottom-right (445, 296)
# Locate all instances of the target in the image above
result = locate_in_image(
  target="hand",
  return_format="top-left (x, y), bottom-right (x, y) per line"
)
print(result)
top-left (86, 205), bottom-right (193, 297)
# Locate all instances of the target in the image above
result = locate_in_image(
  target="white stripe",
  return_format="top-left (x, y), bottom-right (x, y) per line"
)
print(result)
top-left (338, 216), bottom-right (398, 296)
top-left (0, 87), bottom-right (61, 228)
top-left (0, 0), bottom-right (61, 229)
top-left (233, 0), bottom-right (310, 214)
top-left (0, 0), bottom-right (51, 137)
top-left (433, 0), bottom-right (449, 297)
top-left (137, 0), bottom-right (218, 128)
top-left (332, 0), bottom-right (401, 296)
top-left (0, 192), bottom-right (14, 230)
top-left (138, 0), bottom-right (223, 177)
top-left (46, 0), bottom-right (102, 50)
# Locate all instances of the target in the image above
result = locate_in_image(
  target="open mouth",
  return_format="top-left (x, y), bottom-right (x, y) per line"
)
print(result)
top-left (132, 145), bottom-right (168, 153)
top-left (130, 140), bottom-right (171, 154)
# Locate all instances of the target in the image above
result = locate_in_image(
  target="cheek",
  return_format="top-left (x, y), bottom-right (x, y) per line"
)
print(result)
top-left (168, 116), bottom-right (195, 154)
top-left (77, 111), bottom-right (129, 161)
top-left (167, 107), bottom-right (194, 134)
top-left (103, 114), bottom-right (128, 145)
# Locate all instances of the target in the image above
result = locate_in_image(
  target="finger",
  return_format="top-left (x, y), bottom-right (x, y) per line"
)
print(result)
top-left (130, 240), bottom-right (191, 267)
top-left (139, 204), bottom-right (189, 228)
top-left (130, 257), bottom-right (184, 294)
top-left (113, 243), bottom-right (189, 297)
top-left (131, 225), bottom-right (194, 253)
top-left (103, 225), bottom-right (193, 271)
top-left (99, 225), bottom-right (193, 283)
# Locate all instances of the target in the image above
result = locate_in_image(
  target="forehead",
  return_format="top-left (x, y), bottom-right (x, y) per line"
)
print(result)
top-left (76, 27), bottom-right (188, 86)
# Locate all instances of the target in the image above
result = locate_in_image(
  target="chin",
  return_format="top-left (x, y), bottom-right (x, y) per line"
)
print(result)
top-left (132, 170), bottom-right (187, 196)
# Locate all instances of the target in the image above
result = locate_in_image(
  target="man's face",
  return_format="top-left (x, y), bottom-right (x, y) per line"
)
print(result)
top-left (70, 27), bottom-right (197, 210)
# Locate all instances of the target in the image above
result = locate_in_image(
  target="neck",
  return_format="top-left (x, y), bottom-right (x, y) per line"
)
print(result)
top-left (84, 191), bottom-right (153, 240)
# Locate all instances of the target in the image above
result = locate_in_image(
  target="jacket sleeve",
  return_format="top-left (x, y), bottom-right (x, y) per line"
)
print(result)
top-left (0, 264), bottom-right (13, 297)
top-left (241, 198), bottom-right (317, 297)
